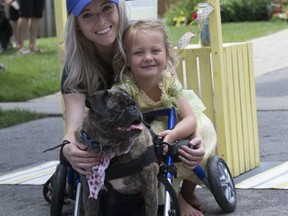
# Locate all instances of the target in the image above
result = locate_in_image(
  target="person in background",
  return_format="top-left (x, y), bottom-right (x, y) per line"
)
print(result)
top-left (0, 0), bottom-right (12, 51)
top-left (17, 0), bottom-right (45, 54)
top-left (5, 0), bottom-right (19, 49)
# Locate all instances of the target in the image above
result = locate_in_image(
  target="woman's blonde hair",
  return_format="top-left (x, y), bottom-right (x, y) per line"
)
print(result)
top-left (63, 0), bottom-right (128, 96)
top-left (116, 20), bottom-right (178, 81)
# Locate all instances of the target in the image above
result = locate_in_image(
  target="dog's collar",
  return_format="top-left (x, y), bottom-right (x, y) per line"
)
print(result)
top-left (81, 130), bottom-right (103, 152)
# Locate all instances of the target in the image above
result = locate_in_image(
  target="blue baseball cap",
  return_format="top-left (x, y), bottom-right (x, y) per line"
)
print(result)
top-left (67, 0), bottom-right (119, 17)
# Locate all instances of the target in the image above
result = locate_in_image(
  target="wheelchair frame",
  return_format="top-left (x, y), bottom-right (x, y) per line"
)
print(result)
top-left (45, 107), bottom-right (237, 216)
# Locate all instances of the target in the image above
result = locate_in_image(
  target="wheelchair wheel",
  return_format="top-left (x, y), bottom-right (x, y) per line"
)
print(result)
top-left (50, 163), bottom-right (67, 216)
top-left (42, 174), bottom-right (53, 204)
top-left (207, 156), bottom-right (237, 213)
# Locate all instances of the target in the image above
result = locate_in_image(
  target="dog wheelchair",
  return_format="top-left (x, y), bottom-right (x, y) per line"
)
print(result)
top-left (43, 107), bottom-right (237, 216)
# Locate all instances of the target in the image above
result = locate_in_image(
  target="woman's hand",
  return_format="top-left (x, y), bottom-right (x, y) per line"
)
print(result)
top-left (62, 141), bottom-right (103, 176)
top-left (177, 137), bottom-right (205, 169)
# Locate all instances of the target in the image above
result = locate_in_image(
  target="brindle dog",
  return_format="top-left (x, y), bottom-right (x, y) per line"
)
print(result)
top-left (75, 88), bottom-right (159, 216)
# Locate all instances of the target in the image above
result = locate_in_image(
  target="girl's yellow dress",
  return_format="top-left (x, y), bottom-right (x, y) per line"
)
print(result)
top-left (114, 71), bottom-right (217, 189)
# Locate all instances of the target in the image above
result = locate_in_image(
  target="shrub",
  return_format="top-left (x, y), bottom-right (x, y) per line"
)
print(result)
top-left (221, 0), bottom-right (271, 22)
top-left (164, 0), bottom-right (272, 26)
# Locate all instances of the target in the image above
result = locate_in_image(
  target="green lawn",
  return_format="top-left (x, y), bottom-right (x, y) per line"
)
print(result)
top-left (0, 21), bottom-right (287, 128)
top-left (0, 109), bottom-right (48, 128)
top-left (0, 37), bottom-right (60, 102)
top-left (167, 21), bottom-right (288, 45)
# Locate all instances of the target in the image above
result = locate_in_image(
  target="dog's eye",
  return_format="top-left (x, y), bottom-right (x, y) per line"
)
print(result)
top-left (129, 101), bottom-right (136, 106)
top-left (118, 101), bottom-right (126, 110)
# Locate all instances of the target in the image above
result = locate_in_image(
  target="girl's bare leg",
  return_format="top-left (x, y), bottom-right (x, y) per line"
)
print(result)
top-left (178, 180), bottom-right (206, 216)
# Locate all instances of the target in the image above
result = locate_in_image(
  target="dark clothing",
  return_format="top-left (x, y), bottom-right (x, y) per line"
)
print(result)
top-left (19, 0), bottom-right (45, 18)
top-left (61, 60), bottom-right (114, 94)
top-left (0, 15), bottom-right (13, 50)
top-left (9, 4), bottom-right (19, 21)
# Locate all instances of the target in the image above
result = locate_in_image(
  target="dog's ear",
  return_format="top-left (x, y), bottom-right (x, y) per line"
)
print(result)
top-left (85, 98), bottom-right (92, 109)
top-left (86, 90), bottom-right (109, 114)
top-left (111, 87), bottom-right (129, 96)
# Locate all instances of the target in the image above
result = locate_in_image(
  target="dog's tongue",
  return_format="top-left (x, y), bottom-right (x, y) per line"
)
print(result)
top-left (117, 123), bottom-right (144, 131)
top-left (131, 123), bottom-right (144, 131)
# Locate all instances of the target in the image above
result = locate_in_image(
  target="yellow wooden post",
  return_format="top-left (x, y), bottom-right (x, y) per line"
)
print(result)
top-left (207, 0), bottom-right (260, 176)
top-left (53, 0), bottom-right (67, 127)
top-left (207, 0), bottom-right (233, 167)
top-left (53, 0), bottom-right (67, 72)
top-left (176, 0), bottom-right (260, 176)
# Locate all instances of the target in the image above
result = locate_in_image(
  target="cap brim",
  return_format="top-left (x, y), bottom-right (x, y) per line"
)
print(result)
top-left (72, 0), bottom-right (93, 16)
top-left (71, 0), bottom-right (120, 17)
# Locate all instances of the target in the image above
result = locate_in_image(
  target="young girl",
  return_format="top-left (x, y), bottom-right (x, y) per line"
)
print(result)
top-left (114, 20), bottom-right (217, 216)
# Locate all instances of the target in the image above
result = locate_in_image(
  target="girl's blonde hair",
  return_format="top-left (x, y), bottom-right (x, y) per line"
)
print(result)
top-left (116, 20), bottom-right (178, 81)
top-left (63, 0), bottom-right (128, 96)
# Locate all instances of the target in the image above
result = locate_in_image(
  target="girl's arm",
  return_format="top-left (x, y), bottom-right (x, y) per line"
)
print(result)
top-left (61, 93), bottom-right (102, 175)
top-left (158, 95), bottom-right (197, 144)
top-left (166, 70), bottom-right (205, 168)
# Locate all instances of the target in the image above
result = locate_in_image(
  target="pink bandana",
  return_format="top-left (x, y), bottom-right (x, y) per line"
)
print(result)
top-left (87, 154), bottom-right (114, 199)
top-left (86, 142), bottom-right (135, 199)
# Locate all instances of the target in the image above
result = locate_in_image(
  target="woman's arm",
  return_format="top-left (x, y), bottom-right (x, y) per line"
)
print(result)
top-left (63, 93), bottom-right (86, 141)
top-left (61, 93), bottom-right (102, 175)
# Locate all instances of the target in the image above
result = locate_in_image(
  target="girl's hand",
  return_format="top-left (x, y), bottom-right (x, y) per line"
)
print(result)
top-left (158, 129), bottom-right (177, 154)
top-left (177, 137), bottom-right (205, 169)
top-left (62, 141), bottom-right (103, 175)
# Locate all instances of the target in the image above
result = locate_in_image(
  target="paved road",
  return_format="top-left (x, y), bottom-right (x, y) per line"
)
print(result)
top-left (255, 68), bottom-right (288, 163)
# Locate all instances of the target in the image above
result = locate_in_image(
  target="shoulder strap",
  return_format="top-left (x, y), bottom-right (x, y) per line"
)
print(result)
top-left (105, 145), bottom-right (157, 180)
top-left (157, 173), bottom-right (180, 216)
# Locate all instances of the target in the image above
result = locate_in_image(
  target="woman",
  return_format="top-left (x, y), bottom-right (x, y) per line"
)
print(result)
top-left (61, 0), bottom-right (128, 176)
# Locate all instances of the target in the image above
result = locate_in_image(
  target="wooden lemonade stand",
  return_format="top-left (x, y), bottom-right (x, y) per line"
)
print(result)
top-left (53, 0), bottom-right (260, 177)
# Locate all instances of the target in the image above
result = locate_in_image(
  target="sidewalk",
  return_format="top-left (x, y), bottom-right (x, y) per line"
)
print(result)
top-left (0, 29), bottom-right (288, 114)
top-left (251, 28), bottom-right (288, 77)
top-left (0, 92), bottom-right (62, 116)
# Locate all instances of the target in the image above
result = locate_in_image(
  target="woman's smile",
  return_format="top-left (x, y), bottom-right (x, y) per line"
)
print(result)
top-left (96, 26), bottom-right (112, 35)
